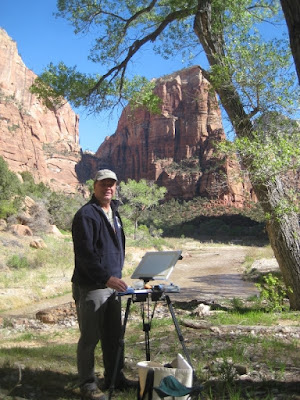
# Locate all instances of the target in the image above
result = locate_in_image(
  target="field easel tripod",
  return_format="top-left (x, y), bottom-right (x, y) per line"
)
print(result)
top-left (108, 251), bottom-right (195, 400)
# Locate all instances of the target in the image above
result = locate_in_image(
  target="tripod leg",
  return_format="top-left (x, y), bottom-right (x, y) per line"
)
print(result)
top-left (165, 295), bottom-right (194, 370)
top-left (108, 296), bottom-right (132, 400)
top-left (141, 300), bottom-right (151, 361)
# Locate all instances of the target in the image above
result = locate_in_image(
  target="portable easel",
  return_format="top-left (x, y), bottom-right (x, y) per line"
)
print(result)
top-left (108, 251), bottom-right (195, 400)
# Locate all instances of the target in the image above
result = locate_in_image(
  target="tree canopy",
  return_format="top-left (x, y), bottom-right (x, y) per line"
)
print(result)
top-left (31, 0), bottom-right (298, 120)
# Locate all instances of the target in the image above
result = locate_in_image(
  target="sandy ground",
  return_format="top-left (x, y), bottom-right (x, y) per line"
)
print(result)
top-left (165, 244), bottom-right (258, 301)
top-left (1, 243), bottom-right (259, 318)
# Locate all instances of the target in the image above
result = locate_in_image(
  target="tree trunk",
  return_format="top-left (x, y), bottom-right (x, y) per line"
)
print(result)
top-left (253, 178), bottom-right (300, 310)
top-left (280, 0), bottom-right (300, 84)
top-left (194, 0), bottom-right (300, 309)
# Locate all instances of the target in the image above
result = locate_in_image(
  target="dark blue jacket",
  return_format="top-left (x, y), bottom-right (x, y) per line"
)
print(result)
top-left (71, 195), bottom-right (125, 287)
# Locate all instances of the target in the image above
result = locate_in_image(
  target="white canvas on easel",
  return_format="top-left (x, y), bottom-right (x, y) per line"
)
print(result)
top-left (131, 250), bottom-right (182, 281)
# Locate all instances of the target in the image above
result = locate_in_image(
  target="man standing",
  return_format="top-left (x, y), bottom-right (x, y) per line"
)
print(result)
top-left (72, 169), bottom-right (136, 400)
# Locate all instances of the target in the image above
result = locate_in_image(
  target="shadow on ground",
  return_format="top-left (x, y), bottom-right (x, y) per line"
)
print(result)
top-left (1, 365), bottom-right (299, 399)
top-left (0, 366), bottom-right (80, 399)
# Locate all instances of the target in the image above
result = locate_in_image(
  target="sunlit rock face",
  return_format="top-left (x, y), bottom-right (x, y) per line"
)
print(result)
top-left (0, 28), bottom-right (81, 194)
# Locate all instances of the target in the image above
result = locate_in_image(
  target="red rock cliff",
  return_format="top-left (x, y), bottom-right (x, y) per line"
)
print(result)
top-left (0, 28), bottom-right (81, 194)
top-left (95, 66), bottom-right (254, 205)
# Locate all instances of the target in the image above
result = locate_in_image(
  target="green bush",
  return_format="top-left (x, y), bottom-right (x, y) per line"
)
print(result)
top-left (7, 254), bottom-right (29, 269)
top-left (0, 200), bottom-right (19, 219)
top-left (255, 273), bottom-right (292, 311)
top-left (20, 171), bottom-right (50, 198)
top-left (121, 217), bottom-right (135, 238)
top-left (0, 157), bottom-right (23, 218)
top-left (46, 191), bottom-right (85, 231)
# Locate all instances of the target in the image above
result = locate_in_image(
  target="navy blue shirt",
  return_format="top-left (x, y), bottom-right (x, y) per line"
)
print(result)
top-left (71, 196), bottom-right (125, 287)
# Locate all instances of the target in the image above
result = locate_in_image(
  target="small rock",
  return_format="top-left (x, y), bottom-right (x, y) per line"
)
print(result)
top-left (193, 303), bottom-right (211, 317)
top-left (30, 238), bottom-right (47, 249)
top-left (234, 364), bottom-right (247, 375)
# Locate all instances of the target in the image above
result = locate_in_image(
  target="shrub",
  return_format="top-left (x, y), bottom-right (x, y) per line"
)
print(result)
top-left (26, 200), bottom-right (51, 234)
top-left (20, 171), bottom-right (50, 198)
top-left (255, 273), bottom-right (292, 311)
top-left (0, 157), bottom-right (23, 202)
top-left (0, 200), bottom-right (19, 219)
top-left (0, 157), bottom-right (23, 218)
top-left (7, 254), bottom-right (29, 269)
top-left (46, 191), bottom-right (85, 231)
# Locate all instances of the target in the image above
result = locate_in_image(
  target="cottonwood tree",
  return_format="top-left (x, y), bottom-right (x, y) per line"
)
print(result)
top-left (31, 0), bottom-right (300, 309)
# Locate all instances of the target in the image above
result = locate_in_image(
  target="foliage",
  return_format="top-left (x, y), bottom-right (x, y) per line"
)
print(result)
top-left (213, 5), bottom-right (297, 114)
top-left (165, 157), bottom-right (201, 174)
top-left (0, 200), bottom-right (20, 220)
top-left (30, 0), bottom-right (200, 113)
top-left (0, 157), bottom-right (23, 218)
top-left (139, 197), bottom-right (266, 241)
top-left (30, 62), bottom-right (99, 110)
top-left (217, 113), bottom-right (300, 186)
top-left (20, 171), bottom-right (50, 199)
top-left (255, 273), bottom-right (293, 311)
top-left (119, 179), bottom-right (167, 238)
top-left (7, 254), bottom-right (30, 270)
top-left (85, 179), bottom-right (94, 197)
top-left (127, 78), bottom-right (162, 114)
top-left (46, 191), bottom-right (85, 231)
top-left (215, 358), bottom-right (238, 384)
top-left (30, 63), bottom-right (162, 114)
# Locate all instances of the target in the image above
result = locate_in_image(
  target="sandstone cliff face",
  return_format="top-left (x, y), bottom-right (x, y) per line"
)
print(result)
top-left (0, 29), bottom-right (81, 194)
top-left (94, 66), bottom-right (254, 205)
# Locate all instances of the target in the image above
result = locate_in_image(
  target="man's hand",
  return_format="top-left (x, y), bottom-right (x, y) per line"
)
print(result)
top-left (106, 276), bottom-right (128, 292)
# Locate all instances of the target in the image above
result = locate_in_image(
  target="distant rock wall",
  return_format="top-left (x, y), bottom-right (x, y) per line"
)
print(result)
top-left (0, 28), bottom-right (81, 194)
top-left (93, 66), bottom-right (254, 205)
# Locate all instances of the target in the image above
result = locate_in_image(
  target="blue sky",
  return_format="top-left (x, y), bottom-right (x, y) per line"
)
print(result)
top-left (1, 0), bottom-right (206, 152)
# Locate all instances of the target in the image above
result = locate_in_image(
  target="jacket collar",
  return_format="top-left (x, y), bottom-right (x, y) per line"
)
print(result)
top-left (90, 195), bottom-right (120, 212)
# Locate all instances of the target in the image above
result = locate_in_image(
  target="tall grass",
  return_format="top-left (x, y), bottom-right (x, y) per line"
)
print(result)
top-left (0, 232), bottom-right (74, 311)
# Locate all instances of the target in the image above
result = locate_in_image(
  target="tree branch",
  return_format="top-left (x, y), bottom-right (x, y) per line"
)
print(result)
top-left (123, 0), bottom-right (158, 34)
top-left (88, 6), bottom-right (196, 96)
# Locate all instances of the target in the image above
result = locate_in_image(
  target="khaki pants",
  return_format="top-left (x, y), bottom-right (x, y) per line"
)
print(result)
top-left (72, 284), bottom-right (124, 389)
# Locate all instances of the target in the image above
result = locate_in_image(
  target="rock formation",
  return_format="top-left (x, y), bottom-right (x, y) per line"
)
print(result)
top-left (0, 28), bottom-right (81, 194)
top-left (90, 66), bottom-right (254, 205)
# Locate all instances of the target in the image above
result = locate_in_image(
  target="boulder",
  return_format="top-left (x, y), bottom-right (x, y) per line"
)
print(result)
top-left (10, 224), bottom-right (33, 236)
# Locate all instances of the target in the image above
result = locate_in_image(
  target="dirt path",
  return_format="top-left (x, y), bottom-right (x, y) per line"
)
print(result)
top-left (167, 244), bottom-right (258, 302)
top-left (1, 244), bottom-right (257, 318)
